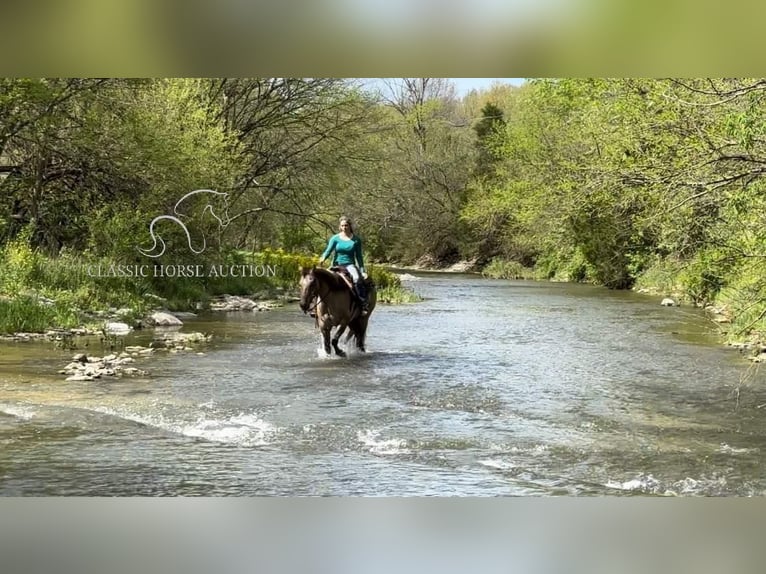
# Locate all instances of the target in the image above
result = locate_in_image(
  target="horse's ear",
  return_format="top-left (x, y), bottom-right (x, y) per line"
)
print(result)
top-left (300, 266), bottom-right (309, 276)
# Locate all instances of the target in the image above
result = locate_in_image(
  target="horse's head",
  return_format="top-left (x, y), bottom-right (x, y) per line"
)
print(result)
top-left (298, 266), bottom-right (317, 313)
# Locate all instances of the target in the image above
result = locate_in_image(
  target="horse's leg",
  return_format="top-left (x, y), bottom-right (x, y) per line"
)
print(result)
top-left (321, 324), bottom-right (332, 355)
top-left (356, 317), bottom-right (368, 352)
top-left (332, 322), bottom-right (348, 357)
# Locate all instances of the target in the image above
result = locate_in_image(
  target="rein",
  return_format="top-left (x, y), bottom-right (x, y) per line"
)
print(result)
top-left (305, 295), bottom-right (321, 314)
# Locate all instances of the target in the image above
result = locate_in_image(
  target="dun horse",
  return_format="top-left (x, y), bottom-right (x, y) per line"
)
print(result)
top-left (299, 267), bottom-right (376, 356)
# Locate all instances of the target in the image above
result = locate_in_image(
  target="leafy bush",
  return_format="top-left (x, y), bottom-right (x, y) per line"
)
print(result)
top-left (0, 296), bottom-right (79, 334)
top-left (677, 249), bottom-right (729, 306)
top-left (367, 265), bottom-right (400, 289)
top-left (633, 257), bottom-right (684, 296)
top-left (376, 286), bottom-right (422, 304)
top-left (481, 258), bottom-right (536, 280)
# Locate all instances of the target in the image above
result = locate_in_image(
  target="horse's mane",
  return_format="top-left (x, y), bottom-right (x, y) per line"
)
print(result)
top-left (312, 267), bottom-right (349, 291)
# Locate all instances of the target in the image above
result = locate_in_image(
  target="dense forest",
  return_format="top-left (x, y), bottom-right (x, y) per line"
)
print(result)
top-left (2, 78), bottom-right (766, 341)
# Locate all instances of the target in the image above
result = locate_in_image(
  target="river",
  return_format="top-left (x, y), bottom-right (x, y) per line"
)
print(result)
top-left (1, 273), bottom-right (764, 495)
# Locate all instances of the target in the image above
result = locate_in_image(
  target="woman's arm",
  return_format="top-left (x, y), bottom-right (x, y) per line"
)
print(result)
top-left (319, 235), bottom-right (337, 264)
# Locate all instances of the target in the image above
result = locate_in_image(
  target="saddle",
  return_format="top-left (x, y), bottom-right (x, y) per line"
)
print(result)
top-left (329, 266), bottom-right (364, 300)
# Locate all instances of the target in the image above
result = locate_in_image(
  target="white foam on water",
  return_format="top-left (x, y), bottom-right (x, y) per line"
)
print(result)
top-left (181, 414), bottom-right (277, 446)
top-left (487, 443), bottom-right (549, 455)
top-left (316, 346), bottom-right (334, 359)
top-left (87, 405), bottom-right (278, 447)
top-left (315, 343), bottom-right (367, 360)
top-left (357, 429), bottom-right (410, 455)
top-left (478, 458), bottom-right (516, 470)
top-left (719, 442), bottom-right (757, 455)
top-left (605, 474), bottom-right (664, 494)
top-left (0, 403), bottom-right (37, 420)
top-left (605, 474), bottom-right (728, 496)
top-left (478, 444), bottom-right (550, 471)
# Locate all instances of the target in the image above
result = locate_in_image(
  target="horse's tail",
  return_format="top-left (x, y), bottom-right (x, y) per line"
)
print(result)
top-left (345, 314), bottom-right (368, 350)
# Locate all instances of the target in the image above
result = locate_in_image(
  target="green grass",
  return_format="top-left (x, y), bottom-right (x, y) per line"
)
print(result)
top-left (0, 296), bottom-right (80, 334)
top-left (377, 285), bottom-right (423, 304)
top-left (481, 258), bottom-right (537, 280)
top-left (0, 243), bottom-right (421, 334)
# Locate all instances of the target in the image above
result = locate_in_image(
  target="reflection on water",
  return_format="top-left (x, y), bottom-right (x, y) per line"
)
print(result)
top-left (1, 275), bottom-right (765, 496)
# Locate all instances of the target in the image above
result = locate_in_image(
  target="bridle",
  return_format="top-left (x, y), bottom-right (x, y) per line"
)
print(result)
top-left (305, 295), bottom-right (321, 314)
top-left (301, 272), bottom-right (323, 315)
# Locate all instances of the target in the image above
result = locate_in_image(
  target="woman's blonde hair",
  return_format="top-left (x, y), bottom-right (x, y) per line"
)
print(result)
top-left (339, 216), bottom-right (354, 234)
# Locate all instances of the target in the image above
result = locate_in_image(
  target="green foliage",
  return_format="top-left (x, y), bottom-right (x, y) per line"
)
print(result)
top-left (367, 265), bottom-right (400, 289)
top-left (244, 248), bottom-right (317, 289)
top-left (0, 296), bottom-right (79, 334)
top-left (12, 76), bottom-right (766, 341)
top-left (0, 227), bottom-right (36, 294)
top-left (473, 102), bottom-right (507, 179)
top-left (538, 247), bottom-right (594, 283)
top-left (633, 257), bottom-right (684, 296)
top-left (377, 285), bottom-right (422, 304)
top-left (677, 250), bottom-right (728, 306)
top-left (713, 258), bottom-right (764, 334)
top-left (480, 258), bottom-right (536, 280)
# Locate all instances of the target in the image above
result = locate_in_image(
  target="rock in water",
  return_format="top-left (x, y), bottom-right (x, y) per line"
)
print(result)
top-left (148, 312), bottom-right (184, 326)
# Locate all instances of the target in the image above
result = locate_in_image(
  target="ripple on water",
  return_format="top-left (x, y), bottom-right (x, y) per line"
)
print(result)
top-left (0, 402), bottom-right (38, 420)
top-left (4, 275), bottom-right (766, 495)
top-left (408, 384), bottom-right (506, 415)
top-left (357, 429), bottom-right (411, 455)
top-left (604, 473), bottom-right (749, 496)
top-left (28, 401), bottom-right (285, 448)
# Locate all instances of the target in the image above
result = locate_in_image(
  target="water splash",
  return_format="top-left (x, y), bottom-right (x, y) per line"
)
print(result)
top-left (0, 403), bottom-right (37, 420)
top-left (357, 429), bottom-right (410, 455)
top-left (87, 404), bottom-right (279, 447)
top-left (605, 473), bottom-right (733, 496)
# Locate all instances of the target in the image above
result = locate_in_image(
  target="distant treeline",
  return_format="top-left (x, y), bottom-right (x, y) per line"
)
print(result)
top-left (2, 78), bottom-right (766, 338)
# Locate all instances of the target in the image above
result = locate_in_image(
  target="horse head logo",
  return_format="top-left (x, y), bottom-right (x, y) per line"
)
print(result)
top-left (137, 189), bottom-right (230, 258)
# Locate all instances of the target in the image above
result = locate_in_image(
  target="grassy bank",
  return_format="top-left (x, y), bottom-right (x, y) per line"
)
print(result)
top-left (480, 258), bottom-right (538, 281)
top-left (0, 241), bottom-right (419, 335)
top-left (633, 257), bottom-right (766, 345)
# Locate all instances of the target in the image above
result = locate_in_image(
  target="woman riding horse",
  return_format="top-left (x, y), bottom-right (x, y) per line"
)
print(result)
top-left (318, 216), bottom-right (369, 315)
top-left (299, 266), bottom-right (376, 356)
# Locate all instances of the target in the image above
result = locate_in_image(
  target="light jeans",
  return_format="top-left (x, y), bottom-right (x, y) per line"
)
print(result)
top-left (343, 265), bottom-right (366, 301)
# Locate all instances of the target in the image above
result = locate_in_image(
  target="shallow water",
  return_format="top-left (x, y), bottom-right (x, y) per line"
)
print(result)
top-left (1, 274), bottom-right (765, 495)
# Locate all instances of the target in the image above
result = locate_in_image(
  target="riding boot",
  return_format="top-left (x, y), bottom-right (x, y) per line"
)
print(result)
top-left (355, 281), bottom-right (369, 315)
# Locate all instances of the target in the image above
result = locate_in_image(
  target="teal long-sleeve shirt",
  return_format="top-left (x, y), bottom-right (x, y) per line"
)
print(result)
top-left (320, 234), bottom-right (365, 270)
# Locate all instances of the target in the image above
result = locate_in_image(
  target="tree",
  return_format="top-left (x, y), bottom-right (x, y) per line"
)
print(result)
top-left (473, 102), bottom-right (506, 179)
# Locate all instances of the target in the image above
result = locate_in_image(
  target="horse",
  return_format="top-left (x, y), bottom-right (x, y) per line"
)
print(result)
top-left (298, 266), bottom-right (376, 357)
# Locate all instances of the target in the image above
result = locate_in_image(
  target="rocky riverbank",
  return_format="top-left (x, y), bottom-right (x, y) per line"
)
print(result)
top-left (0, 291), bottom-right (297, 343)
top-left (0, 292), bottom-right (298, 380)
top-left (58, 331), bottom-right (214, 381)
top-left (390, 256), bottom-right (480, 273)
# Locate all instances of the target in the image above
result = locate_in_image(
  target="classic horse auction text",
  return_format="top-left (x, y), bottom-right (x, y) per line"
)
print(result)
top-left (86, 264), bottom-right (278, 278)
